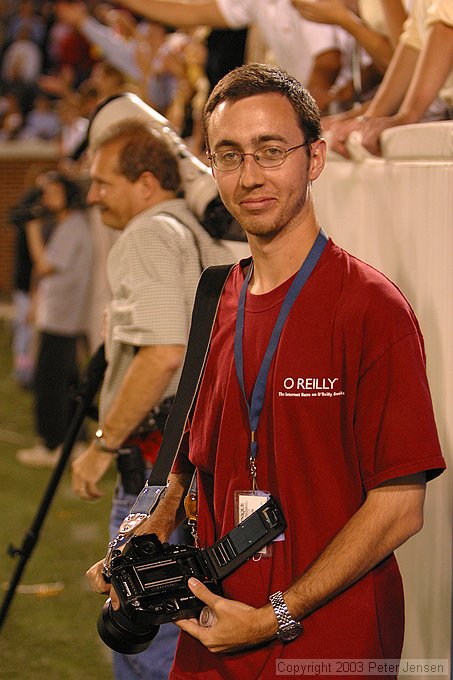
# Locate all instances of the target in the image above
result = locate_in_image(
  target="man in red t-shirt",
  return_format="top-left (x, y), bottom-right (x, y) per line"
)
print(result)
top-left (87, 63), bottom-right (445, 679)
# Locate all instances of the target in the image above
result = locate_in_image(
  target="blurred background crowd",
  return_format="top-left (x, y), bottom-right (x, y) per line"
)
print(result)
top-left (0, 0), bottom-right (248, 158)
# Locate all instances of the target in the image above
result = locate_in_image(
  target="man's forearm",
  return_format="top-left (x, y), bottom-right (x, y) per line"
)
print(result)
top-left (72, 344), bottom-right (185, 502)
top-left (101, 344), bottom-right (184, 449)
top-left (81, 16), bottom-right (140, 80)
top-left (338, 12), bottom-right (393, 73)
top-left (135, 472), bottom-right (193, 542)
top-left (395, 22), bottom-right (453, 125)
top-left (282, 473), bottom-right (426, 622)
top-left (366, 42), bottom-right (419, 118)
top-left (381, 0), bottom-right (407, 48)
top-left (117, 0), bottom-right (227, 28)
top-left (306, 49), bottom-right (341, 111)
top-left (173, 473), bottom-right (426, 654)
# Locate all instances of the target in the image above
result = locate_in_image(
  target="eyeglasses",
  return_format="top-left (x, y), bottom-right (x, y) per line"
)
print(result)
top-left (209, 142), bottom-right (311, 172)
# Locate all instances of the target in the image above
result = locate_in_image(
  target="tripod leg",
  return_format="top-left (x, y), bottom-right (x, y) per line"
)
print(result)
top-left (0, 344), bottom-right (107, 633)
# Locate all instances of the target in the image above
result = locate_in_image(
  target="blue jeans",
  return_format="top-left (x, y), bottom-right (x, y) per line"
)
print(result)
top-left (12, 290), bottom-right (35, 387)
top-left (109, 483), bottom-right (183, 680)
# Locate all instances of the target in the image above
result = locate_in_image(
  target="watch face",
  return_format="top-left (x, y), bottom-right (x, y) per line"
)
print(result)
top-left (279, 623), bottom-right (302, 642)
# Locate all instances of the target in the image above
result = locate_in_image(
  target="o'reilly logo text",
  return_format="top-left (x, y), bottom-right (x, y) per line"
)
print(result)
top-left (278, 377), bottom-right (344, 399)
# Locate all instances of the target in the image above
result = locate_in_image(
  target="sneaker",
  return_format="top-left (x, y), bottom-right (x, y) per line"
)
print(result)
top-left (16, 444), bottom-right (61, 469)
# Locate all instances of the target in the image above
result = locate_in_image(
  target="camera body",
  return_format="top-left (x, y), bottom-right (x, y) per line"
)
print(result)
top-left (98, 496), bottom-right (286, 654)
top-left (108, 533), bottom-right (220, 625)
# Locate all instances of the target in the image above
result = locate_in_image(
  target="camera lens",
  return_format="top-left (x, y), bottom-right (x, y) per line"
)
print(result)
top-left (97, 599), bottom-right (160, 655)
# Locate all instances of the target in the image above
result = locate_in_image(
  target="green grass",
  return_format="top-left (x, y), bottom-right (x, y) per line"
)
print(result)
top-left (0, 316), bottom-right (115, 679)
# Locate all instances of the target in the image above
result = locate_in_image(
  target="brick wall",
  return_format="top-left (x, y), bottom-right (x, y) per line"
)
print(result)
top-left (0, 144), bottom-right (58, 297)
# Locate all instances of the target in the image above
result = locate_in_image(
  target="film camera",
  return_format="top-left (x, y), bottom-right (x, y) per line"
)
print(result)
top-left (97, 496), bottom-right (286, 654)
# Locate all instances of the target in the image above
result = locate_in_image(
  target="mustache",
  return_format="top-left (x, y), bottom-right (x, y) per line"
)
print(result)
top-left (237, 192), bottom-right (276, 201)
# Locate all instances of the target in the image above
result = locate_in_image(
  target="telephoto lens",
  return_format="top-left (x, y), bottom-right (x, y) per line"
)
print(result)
top-left (97, 598), bottom-right (160, 655)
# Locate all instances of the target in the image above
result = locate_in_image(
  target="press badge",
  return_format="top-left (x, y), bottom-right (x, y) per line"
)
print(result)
top-left (234, 490), bottom-right (284, 558)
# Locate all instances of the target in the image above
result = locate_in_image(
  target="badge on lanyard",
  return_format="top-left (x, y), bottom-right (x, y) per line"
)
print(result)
top-left (234, 490), bottom-right (275, 558)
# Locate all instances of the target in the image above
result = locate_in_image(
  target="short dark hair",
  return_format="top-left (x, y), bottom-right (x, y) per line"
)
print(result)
top-left (203, 63), bottom-right (322, 151)
top-left (92, 119), bottom-right (181, 192)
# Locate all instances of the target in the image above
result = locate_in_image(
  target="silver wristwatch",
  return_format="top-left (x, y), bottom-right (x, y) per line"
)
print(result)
top-left (269, 590), bottom-right (303, 642)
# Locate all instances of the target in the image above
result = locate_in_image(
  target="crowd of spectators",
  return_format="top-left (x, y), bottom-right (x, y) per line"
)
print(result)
top-left (0, 0), bottom-right (399, 150)
top-left (1, 1), bottom-right (452, 159)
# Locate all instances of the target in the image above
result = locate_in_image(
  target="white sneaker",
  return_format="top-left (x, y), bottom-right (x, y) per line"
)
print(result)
top-left (16, 444), bottom-right (61, 469)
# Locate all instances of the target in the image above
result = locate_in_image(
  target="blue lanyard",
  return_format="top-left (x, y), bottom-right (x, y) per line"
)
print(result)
top-left (234, 229), bottom-right (328, 488)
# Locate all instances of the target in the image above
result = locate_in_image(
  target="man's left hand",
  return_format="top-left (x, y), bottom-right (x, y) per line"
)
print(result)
top-left (175, 578), bottom-right (277, 653)
top-left (71, 442), bottom-right (112, 500)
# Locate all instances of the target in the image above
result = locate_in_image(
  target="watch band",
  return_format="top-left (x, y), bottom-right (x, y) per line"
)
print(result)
top-left (94, 428), bottom-right (117, 453)
top-left (269, 590), bottom-right (303, 642)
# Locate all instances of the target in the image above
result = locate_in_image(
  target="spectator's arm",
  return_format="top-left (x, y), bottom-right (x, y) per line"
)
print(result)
top-left (116, 0), bottom-right (228, 28)
top-left (56, 1), bottom-right (89, 29)
top-left (381, 0), bottom-right (408, 48)
top-left (337, 14), bottom-right (392, 73)
top-left (82, 16), bottom-right (140, 78)
top-left (394, 21), bottom-right (453, 125)
top-left (306, 48), bottom-right (342, 113)
top-left (25, 219), bottom-right (55, 277)
top-left (293, 0), bottom-right (396, 72)
top-left (323, 10), bottom-right (453, 157)
top-left (364, 41), bottom-right (419, 118)
top-left (361, 21), bottom-right (453, 155)
top-left (57, 3), bottom-right (140, 79)
top-left (325, 38), bottom-right (417, 156)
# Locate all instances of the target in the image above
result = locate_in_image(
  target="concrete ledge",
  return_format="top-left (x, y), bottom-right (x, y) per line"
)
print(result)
top-left (0, 140), bottom-right (59, 160)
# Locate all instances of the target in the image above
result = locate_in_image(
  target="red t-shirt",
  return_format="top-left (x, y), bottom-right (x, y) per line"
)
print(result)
top-left (171, 240), bottom-right (445, 680)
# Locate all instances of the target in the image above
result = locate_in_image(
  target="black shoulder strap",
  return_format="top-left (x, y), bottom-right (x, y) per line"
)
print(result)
top-left (147, 263), bottom-right (235, 486)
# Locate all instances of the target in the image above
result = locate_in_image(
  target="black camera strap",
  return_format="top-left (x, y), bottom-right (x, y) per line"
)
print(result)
top-left (151, 262), bottom-right (234, 483)
top-left (127, 263), bottom-right (235, 519)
